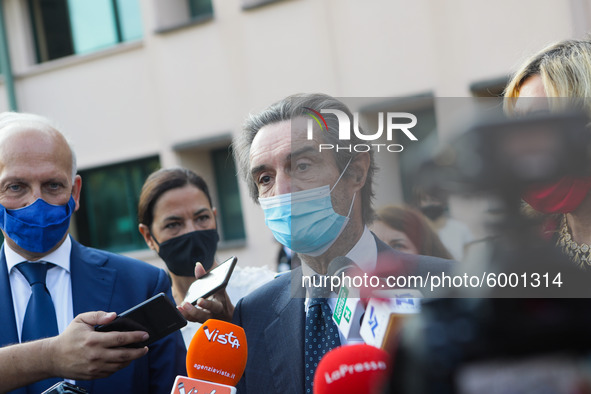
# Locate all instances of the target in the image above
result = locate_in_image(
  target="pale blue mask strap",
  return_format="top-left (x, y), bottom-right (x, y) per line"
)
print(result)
top-left (330, 157), bottom-right (353, 193)
top-left (329, 157), bottom-right (356, 219)
top-left (346, 192), bottom-right (356, 219)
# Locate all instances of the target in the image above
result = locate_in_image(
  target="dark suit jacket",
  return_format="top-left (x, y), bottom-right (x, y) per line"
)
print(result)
top-left (0, 239), bottom-right (187, 394)
top-left (232, 234), bottom-right (452, 394)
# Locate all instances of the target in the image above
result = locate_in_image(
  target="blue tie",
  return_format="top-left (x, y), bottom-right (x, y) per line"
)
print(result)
top-left (17, 262), bottom-right (61, 393)
top-left (304, 297), bottom-right (341, 393)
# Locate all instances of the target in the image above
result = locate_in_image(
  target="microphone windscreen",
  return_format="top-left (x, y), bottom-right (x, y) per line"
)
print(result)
top-left (186, 319), bottom-right (247, 386)
top-left (313, 344), bottom-right (390, 394)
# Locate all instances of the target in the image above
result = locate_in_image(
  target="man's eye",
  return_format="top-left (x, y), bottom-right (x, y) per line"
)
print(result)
top-left (164, 222), bottom-right (180, 229)
top-left (390, 241), bottom-right (405, 250)
top-left (48, 183), bottom-right (61, 190)
top-left (295, 163), bottom-right (309, 171)
top-left (8, 184), bottom-right (21, 192)
top-left (259, 175), bottom-right (271, 185)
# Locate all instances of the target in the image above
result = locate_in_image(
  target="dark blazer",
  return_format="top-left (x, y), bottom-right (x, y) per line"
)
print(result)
top-left (232, 234), bottom-right (452, 394)
top-left (0, 239), bottom-right (187, 394)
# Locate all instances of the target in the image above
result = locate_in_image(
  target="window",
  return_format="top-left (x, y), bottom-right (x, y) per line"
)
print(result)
top-left (211, 146), bottom-right (246, 242)
top-left (241, 0), bottom-right (288, 11)
top-left (28, 0), bottom-right (143, 63)
top-left (74, 156), bottom-right (160, 253)
top-left (174, 137), bottom-right (246, 244)
top-left (188, 0), bottom-right (213, 20)
top-left (153, 0), bottom-right (213, 33)
top-left (359, 95), bottom-right (438, 205)
top-left (398, 104), bottom-right (438, 203)
top-left (470, 76), bottom-right (509, 98)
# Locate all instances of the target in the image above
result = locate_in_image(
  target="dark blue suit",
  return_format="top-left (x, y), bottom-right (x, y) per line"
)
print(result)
top-left (0, 239), bottom-right (187, 394)
top-left (232, 235), bottom-right (452, 394)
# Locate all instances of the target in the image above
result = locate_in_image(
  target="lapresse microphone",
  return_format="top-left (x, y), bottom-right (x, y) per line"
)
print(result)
top-left (169, 319), bottom-right (247, 394)
top-left (313, 344), bottom-right (391, 394)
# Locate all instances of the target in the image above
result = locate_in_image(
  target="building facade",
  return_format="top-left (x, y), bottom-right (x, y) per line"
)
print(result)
top-left (0, 0), bottom-right (587, 269)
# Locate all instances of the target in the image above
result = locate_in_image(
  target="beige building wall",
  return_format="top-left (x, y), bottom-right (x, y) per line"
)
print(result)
top-left (0, 0), bottom-right (588, 268)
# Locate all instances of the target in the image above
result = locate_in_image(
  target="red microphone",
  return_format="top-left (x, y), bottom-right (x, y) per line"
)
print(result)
top-left (313, 344), bottom-right (391, 394)
top-left (170, 319), bottom-right (248, 394)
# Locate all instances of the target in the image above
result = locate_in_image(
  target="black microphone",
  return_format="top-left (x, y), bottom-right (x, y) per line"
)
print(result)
top-left (326, 256), bottom-right (364, 340)
top-left (327, 256), bottom-right (356, 277)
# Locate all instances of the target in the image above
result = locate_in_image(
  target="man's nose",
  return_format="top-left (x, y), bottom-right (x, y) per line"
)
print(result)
top-left (22, 187), bottom-right (42, 207)
top-left (275, 173), bottom-right (292, 195)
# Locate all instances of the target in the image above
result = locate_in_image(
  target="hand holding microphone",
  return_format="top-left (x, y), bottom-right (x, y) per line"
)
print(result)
top-left (170, 319), bottom-right (247, 394)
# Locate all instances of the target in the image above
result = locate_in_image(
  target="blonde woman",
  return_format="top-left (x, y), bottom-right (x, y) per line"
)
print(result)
top-left (504, 38), bottom-right (591, 268)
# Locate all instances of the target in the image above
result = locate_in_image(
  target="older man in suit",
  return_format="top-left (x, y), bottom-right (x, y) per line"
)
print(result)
top-left (228, 93), bottom-right (452, 394)
top-left (0, 112), bottom-right (186, 393)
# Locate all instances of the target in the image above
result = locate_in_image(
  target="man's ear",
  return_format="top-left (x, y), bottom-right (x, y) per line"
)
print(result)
top-left (71, 175), bottom-right (82, 212)
top-left (139, 224), bottom-right (157, 251)
top-left (347, 152), bottom-right (370, 192)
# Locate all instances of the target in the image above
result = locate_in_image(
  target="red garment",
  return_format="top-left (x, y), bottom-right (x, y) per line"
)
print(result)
top-left (522, 176), bottom-right (591, 214)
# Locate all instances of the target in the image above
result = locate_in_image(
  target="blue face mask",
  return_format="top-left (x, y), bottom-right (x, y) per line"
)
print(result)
top-left (0, 196), bottom-right (76, 254)
top-left (259, 160), bottom-right (355, 257)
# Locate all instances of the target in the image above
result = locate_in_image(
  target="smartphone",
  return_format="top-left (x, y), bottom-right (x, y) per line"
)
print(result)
top-left (95, 293), bottom-right (187, 348)
top-left (184, 256), bottom-right (238, 305)
top-left (42, 382), bottom-right (88, 394)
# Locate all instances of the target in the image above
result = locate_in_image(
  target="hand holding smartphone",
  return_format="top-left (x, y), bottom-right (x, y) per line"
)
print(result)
top-left (95, 293), bottom-right (187, 348)
top-left (184, 256), bottom-right (237, 305)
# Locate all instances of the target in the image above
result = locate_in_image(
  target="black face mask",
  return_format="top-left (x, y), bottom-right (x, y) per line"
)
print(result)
top-left (153, 229), bottom-right (219, 276)
top-left (420, 205), bottom-right (446, 221)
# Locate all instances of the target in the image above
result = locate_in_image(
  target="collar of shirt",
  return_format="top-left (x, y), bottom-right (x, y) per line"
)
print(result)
top-left (5, 235), bottom-right (72, 273)
top-left (302, 226), bottom-right (377, 298)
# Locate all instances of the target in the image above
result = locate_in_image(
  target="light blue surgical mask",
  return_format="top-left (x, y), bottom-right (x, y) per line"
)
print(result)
top-left (259, 160), bottom-right (355, 257)
top-left (0, 196), bottom-right (75, 254)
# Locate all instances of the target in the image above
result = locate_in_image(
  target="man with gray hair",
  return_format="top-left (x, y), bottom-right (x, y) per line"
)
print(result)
top-left (0, 112), bottom-right (186, 393)
top-left (229, 93), bottom-right (451, 393)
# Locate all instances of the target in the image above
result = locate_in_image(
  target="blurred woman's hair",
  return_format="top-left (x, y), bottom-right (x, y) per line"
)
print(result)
top-left (504, 38), bottom-right (591, 114)
top-left (375, 205), bottom-right (453, 260)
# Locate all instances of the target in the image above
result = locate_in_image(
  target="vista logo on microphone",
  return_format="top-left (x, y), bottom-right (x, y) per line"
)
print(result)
top-left (186, 319), bottom-right (248, 388)
top-left (203, 325), bottom-right (242, 349)
top-left (304, 107), bottom-right (418, 153)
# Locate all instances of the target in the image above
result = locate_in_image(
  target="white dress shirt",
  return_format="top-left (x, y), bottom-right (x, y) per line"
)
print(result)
top-left (5, 235), bottom-right (74, 341)
top-left (302, 226), bottom-right (377, 345)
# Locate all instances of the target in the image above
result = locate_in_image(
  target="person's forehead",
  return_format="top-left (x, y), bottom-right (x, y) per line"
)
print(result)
top-left (0, 125), bottom-right (66, 149)
top-left (0, 127), bottom-right (72, 173)
top-left (249, 117), bottom-right (326, 163)
top-left (514, 75), bottom-right (549, 114)
top-left (154, 185), bottom-right (211, 214)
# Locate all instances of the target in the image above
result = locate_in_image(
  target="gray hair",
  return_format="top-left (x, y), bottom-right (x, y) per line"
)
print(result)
top-left (0, 112), bottom-right (77, 180)
top-left (233, 93), bottom-right (376, 224)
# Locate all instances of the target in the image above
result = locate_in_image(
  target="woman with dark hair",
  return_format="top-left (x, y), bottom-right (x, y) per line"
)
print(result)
top-left (137, 167), bottom-right (275, 345)
top-left (371, 204), bottom-right (453, 260)
top-left (138, 167), bottom-right (220, 306)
